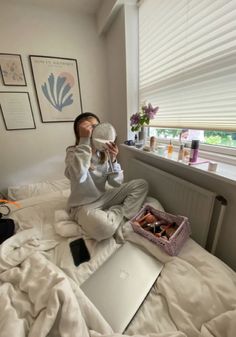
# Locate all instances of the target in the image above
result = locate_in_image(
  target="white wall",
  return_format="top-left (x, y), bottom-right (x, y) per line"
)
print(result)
top-left (104, 1), bottom-right (139, 146)
top-left (0, 1), bottom-right (109, 191)
top-left (97, 0), bottom-right (120, 34)
top-left (105, 6), bottom-right (127, 145)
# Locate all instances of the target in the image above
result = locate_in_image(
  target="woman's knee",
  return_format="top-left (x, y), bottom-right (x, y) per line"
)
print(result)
top-left (76, 206), bottom-right (119, 241)
top-left (95, 225), bottom-right (117, 241)
top-left (128, 178), bottom-right (148, 192)
top-left (137, 178), bottom-right (148, 189)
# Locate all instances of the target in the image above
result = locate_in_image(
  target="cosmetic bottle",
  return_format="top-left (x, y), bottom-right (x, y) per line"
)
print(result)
top-left (183, 143), bottom-right (190, 162)
top-left (189, 140), bottom-right (200, 163)
top-left (167, 140), bottom-right (173, 157)
top-left (150, 136), bottom-right (157, 151)
top-left (178, 144), bottom-right (184, 161)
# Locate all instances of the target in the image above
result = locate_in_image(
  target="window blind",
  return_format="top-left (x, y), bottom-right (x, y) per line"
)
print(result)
top-left (139, 0), bottom-right (236, 131)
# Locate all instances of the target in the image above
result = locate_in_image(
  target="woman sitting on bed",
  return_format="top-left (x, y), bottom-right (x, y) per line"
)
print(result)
top-left (65, 112), bottom-right (148, 241)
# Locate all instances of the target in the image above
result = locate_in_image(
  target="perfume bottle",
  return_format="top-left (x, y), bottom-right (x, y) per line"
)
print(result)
top-left (167, 140), bottom-right (173, 157)
top-left (150, 136), bottom-right (157, 151)
top-left (178, 144), bottom-right (184, 161)
top-left (183, 143), bottom-right (190, 162)
top-left (189, 140), bottom-right (200, 163)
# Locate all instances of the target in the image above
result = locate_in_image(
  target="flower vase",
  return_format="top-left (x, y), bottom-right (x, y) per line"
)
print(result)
top-left (138, 126), bottom-right (146, 144)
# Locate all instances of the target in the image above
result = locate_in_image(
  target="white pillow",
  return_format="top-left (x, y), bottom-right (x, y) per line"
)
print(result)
top-left (8, 178), bottom-right (70, 201)
top-left (144, 196), bottom-right (165, 212)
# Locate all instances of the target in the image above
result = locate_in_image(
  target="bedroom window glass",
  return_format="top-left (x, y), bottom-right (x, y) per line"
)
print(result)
top-left (139, 0), bottom-right (236, 134)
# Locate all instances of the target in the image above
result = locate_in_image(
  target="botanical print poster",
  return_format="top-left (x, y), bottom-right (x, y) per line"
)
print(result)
top-left (0, 54), bottom-right (26, 86)
top-left (29, 56), bottom-right (83, 122)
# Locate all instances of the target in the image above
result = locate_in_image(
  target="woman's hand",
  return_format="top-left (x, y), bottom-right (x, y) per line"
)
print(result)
top-left (106, 142), bottom-right (119, 163)
top-left (79, 121), bottom-right (94, 138)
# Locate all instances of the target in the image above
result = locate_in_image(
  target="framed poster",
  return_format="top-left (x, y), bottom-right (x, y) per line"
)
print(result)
top-left (0, 92), bottom-right (36, 130)
top-left (29, 55), bottom-right (83, 122)
top-left (0, 53), bottom-right (27, 86)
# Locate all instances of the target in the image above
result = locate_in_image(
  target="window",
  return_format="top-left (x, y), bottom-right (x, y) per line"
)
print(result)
top-left (148, 127), bottom-right (236, 163)
top-left (139, 0), bottom-right (236, 150)
top-left (149, 128), bottom-right (236, 147)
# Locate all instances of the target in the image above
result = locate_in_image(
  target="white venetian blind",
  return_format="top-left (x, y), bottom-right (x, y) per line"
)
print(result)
top-left (139, 0), bottom-right (236, 131)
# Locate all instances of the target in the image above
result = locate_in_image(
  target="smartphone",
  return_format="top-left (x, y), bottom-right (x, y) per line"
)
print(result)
top-left (69, 238), bottom-right (90, 266)
top-left (0, 218), bottom-right (15, 244)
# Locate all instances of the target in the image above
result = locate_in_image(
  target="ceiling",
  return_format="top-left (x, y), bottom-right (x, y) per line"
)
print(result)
top-left (65, 0), bottom-right (102, 14)
top-left (7, 0), bottom-right (103, 14)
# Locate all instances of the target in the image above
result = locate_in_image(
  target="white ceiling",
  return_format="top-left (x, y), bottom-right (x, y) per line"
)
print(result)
top-left (6, 0), bottom-right (103, 14)
top-left (63, 0), bottom-right (102, 14)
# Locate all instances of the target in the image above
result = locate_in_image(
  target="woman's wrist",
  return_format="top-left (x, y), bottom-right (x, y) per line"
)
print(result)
top-left (79, 137), bottom-right (91, 146)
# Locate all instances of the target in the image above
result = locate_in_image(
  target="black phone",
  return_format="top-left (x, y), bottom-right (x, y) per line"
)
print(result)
top-left (0, 218), bottom-right (15, 244)
top-left (69, 238), bottom-right (90, 266)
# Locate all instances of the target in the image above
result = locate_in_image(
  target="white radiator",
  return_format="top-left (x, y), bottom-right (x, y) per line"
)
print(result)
top-left (125, 158), bottom-right (226, 250)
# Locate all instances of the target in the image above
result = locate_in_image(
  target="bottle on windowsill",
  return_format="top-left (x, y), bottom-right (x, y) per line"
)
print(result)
top-left (183, 143), bottom-right (190, 162)
top-left (167, 140), bottom-right (173, 158)
top-left (150, 136), bottom-right (157, 152)
top-left (178, 144), bottom-right (184, 161)
top-left (189, 139), bottom-right (200, 163)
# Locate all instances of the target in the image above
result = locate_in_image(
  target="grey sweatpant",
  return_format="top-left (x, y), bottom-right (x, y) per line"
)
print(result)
top-left (70, 179), bottom-right (148, 241)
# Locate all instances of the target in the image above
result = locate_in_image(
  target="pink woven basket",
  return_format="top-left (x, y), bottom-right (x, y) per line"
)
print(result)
top-left (130, 205), bottom-right (191, 256)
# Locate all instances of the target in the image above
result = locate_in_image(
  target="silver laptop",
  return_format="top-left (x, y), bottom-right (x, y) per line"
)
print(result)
top-left (80, 241), bottom-right (163, 333)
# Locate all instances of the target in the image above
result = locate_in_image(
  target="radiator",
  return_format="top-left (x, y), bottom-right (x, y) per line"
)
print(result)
top-left (125, 158), bottom-right (226, 251)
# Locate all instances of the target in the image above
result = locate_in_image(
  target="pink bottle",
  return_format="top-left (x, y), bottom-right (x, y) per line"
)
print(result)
top-left (189, 140), bottom-right (199, 163)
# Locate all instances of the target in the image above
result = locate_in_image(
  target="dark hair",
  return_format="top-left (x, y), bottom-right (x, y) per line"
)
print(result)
top-left (72, 112), bottom-right (106, 163)
top-left (73, 112), bottom-right (100, 143)
top-left (73, 112), bottom-right (100, 137)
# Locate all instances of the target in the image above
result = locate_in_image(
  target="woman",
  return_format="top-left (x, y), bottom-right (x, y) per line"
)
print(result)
top-left (65, 112), bottom-right (148, 241)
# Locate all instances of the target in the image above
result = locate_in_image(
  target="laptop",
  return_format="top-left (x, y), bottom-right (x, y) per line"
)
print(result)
top-left (80, 241), bottom-right (163, 333)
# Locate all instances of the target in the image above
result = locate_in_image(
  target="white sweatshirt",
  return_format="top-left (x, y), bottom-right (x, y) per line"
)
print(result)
top-left (65, 137), bottom-right (123, 210)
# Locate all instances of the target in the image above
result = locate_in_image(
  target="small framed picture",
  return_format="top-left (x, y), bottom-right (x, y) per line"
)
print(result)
top-left (29, 55), bottom-right (83, 123)
top-left (0, 53), bottom-right (27, 86)
top-left (0, 91), bottom-right (36, 130)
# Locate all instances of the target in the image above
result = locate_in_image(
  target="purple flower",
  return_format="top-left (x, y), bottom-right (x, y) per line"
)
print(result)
top-left (143, 103), bottom-right (159, 119)
top-left (130, 102), bottom-right (159, 132)
top-left (130, 112), bottom-right (141, 126)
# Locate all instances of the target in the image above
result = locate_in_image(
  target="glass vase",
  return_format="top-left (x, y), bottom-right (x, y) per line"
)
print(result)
top-left (138, 126), bottom-right (146, 144)
top-left (134, 126), bottom-right (146, 148)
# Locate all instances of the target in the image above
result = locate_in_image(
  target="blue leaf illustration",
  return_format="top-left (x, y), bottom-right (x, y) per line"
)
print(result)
top-left (48, 73), bottom-right (56, 106)
top-left (61, 94), bottom-right (73, 109)
top-left (60, 83), bottom-right (71, 107)
top-left (41, 83), bottom-right (55, 108)
top-left (56, 76), bottom-right (66, 107)
top-left (41, 74), bottom-right (74, 111)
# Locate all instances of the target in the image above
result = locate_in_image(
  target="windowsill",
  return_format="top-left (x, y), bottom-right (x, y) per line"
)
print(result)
top-left (121, 144), bottom-right (236, 186)
top-left (147, 137), bottom-right (236, 165)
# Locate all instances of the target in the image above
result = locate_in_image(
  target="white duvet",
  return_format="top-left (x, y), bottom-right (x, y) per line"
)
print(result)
top-left (0, 191), bottom-right (236, 337)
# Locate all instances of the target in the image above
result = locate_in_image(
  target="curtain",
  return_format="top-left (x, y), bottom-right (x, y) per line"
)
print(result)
top-left (139, 0), bottom-right (236, 131)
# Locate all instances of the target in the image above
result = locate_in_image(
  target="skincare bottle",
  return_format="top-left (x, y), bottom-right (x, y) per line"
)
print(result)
top-left (183, 143), bottom-right (190, 162)
top-left (150, 136), bottom-right (157, 151)
top-left (167, 140), bottom-right (173, 157)
top-left (189, 140), bottom-right (200, 163)
top-left (178, 144), bottom-right (184, 161)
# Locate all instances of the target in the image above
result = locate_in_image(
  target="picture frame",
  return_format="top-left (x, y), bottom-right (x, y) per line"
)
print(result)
top-left (29, 55), bottom-right (83, 123)
top-left (0, 53), bottom-right (27, 86)
top-left (0, 91), bottom-right (36, 130)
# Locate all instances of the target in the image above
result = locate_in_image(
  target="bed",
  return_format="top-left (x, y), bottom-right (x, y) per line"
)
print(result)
top-left (0, 176), bottom-right (236, 337)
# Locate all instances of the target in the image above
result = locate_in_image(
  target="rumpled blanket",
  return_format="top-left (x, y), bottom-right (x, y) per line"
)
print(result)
top-left (0, 229), bottom-right (186, 337)
top-left (1, 192), bottom-right (235, 337)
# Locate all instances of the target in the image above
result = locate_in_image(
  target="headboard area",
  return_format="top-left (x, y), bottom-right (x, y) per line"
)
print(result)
top-left (124, 158), bottom-right (220, 250)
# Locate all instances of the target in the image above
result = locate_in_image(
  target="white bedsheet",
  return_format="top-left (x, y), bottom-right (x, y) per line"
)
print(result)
top-left (1, 191), bottom-right (235, 337)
